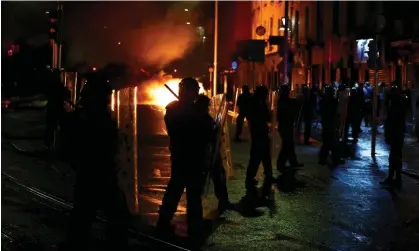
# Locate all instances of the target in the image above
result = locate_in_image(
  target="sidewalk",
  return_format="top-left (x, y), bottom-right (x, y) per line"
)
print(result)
top-left (202, 119), bottom-right (419, 251)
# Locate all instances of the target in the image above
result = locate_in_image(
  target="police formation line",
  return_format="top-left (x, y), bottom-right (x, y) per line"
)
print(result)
top-left (234, 81), bottom-right (410, 191)
top-left (44, 70), bottom-right (411, 250)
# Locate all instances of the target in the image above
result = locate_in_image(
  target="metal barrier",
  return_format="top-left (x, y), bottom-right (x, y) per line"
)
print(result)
top-left (230, 87), bottom-right (242, 124)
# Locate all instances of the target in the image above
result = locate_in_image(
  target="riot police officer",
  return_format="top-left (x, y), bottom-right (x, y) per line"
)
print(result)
top-left (344, 86), bottom-right (361, 142)
top-left (277, 85), bottom-right (303, 172)
top-left (245, 85), bottom-right (273, 199)
top-left (381, 82), bottom-right (407, 188)
top-left (318, 85), bottom-right (341, 166)
top-left (65, 71), bottom-right (130, 251)
top-left (235, 85), bottom-right (252, 142)
top-left (157, 78), bottom-right (213, 247)
top-left (45, 69), bottom-right (65, 149)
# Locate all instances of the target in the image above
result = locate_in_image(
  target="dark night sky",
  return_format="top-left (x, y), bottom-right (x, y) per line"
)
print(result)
top-left (1, 1), bottom-right (210, 69)
top-left (4, 1), bottom-right (418, 71)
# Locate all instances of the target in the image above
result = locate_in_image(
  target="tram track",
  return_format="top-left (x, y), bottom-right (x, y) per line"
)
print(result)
top-left (2, 172), bottom-right (191, 251)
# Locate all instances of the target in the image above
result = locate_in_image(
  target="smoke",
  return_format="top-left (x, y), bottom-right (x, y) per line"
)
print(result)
top-left (129, 15), bottom-right (199, 69)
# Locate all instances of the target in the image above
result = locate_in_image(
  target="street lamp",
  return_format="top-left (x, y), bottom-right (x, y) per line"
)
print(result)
top-left (279, 17), bottom-right (290, 31)
top-left (213, 0), bottom-right (219, 97)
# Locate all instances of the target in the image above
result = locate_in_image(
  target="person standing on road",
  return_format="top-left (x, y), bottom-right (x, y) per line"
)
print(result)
top-left (45, 69), bottom-right (65, 150)
top-left (64, 71), bottom-right (130, 251)
top-left (415, 97), bottom-right (419, 143)
top-left (277, 85), bottom-right (304, 172)
top-left (234, 85), bottom-right (252, 142)
top-left (318, 85), bottom-right (342, 166)
top-left (344, 86), bottom-right (360, 142)
top-left (381, 82), bottom-right (407, 188)
top-left (244, 85), bottom-right (273, 200)
top-left (157, 78), bottom-right (212, 248)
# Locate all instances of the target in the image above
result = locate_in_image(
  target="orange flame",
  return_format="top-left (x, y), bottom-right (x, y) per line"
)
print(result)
top-left (142, 77), bottom-right (206, 108)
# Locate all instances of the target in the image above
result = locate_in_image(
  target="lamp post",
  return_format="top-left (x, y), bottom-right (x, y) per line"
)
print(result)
top-left (283, 1), bottom-right (289, 85)
top-left (371, 13), bottom-right (385, 156)
top-left (213, 0), bottom-right (219, 97)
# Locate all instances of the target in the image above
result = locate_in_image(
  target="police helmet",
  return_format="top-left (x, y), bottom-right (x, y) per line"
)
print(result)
top-left (255, 85), bottom-right (269, 98)
top-left (79, 71), bottom-right (112, 106)
top-left (179, 77), bottom-right (200, 91)
top-left (279, 84), bottom-right (291, 97)
top-left (324, 85), bottom-right (335, 97)
top-left (391, 81), bottom-right (401, 90)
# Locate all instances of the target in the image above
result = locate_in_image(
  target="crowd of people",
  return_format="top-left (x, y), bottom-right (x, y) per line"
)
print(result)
top-left (234, 80), bottom-right (418, 193)
top-left (43, 70), bottom-right (418, 250)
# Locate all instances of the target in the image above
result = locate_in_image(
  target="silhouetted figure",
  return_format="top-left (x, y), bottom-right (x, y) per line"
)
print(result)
top-left (157, 78), bottom-right (212, 248)
top-left (195, 94), bottom-right (232, 213)
top-left (45, 70), bottom-right (65, 149)
top-left (245, 85), bottom-right (273, 198)
top-left (416, 97), bottom-right (419, 143)
top-left (64, 72), bottom-right (129, 251)
top-left (235, 85), bottom-right (252, 141)
top-left (363, 82), bottom-right (373, 127)
top-left (277, 85), bottom-right (303, 172)
top-left (302, 84), bottom-right (316, 144)
top-left (318, 85), bottom-right (341, 166)
top-left (344, 86), bottom-right (361, 142)
top-left (381, 83), bottom-right (407, 189)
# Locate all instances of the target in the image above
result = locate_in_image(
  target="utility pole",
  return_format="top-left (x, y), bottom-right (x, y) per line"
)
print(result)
top-left (283, 1), bottom-right (289, 85)
top-left (57, 4), bottom-right (63, 69)
top-left (213, 0), bottom-right (219, 97)
top-left (371, 34), bottom-right (379, 155)
top-left (371, 5), bottom-right (386, 156)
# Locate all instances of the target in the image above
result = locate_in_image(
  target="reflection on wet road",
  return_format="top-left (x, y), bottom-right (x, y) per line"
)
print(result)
top-left (203, 124), bottom-right (419, 251)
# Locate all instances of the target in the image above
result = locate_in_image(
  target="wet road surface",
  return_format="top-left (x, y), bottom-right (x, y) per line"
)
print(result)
top-left (2, 109), bottom-right (419, 251)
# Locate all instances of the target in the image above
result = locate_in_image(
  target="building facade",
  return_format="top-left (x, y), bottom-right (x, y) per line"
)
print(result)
top-left (233, 1), bottom-right (419, 90)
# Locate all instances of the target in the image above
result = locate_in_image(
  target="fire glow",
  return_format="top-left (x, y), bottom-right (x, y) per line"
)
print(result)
top-left (142, 77), bottom-right (206, 108)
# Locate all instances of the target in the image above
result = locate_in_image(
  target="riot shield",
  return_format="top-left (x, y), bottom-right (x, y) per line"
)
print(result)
top-left (111, 88), bottom-right (233, 231)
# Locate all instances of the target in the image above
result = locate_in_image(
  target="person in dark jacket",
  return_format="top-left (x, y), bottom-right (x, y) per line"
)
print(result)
top-left (65, 71), bottom-right (130, 251)
top-left (45, 69), bottom-right (65, 149)
top-left (277, 85), bottom-right (303, 172)
top-left (235, 85), bottom-right (252, 141)
top-left (381, 82), bottom-right (407, 188)
top-left (318, 85), bottom-right (341, 165)
top-left (245, 85), bottom-right (273, 199)
top-left (157, 78), bottom-right (213, 248)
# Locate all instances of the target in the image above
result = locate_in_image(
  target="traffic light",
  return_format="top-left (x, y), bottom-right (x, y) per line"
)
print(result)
top-left (48, 9), bottom-right (59, 40)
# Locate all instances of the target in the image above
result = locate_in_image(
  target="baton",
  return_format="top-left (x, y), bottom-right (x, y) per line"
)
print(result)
top-left (164, 84), bottom-right (179, 99)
